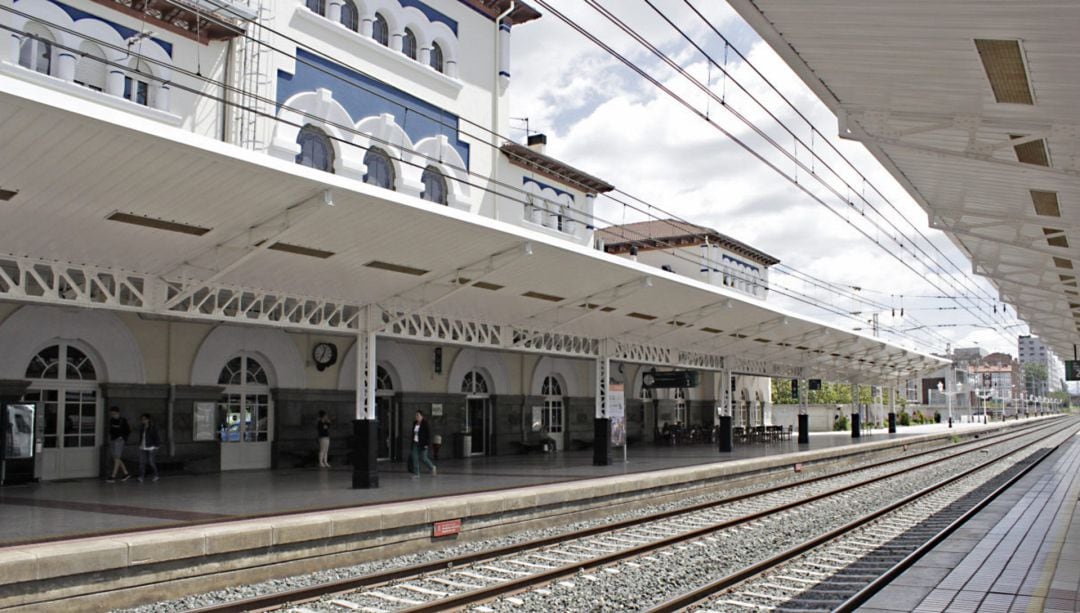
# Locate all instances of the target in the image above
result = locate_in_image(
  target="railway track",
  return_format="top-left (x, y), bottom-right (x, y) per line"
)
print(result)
top-left (182, 417), bottom-right (1074, 613)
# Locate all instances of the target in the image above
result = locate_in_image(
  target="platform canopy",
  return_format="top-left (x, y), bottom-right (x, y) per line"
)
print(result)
top-left (0, 74), bottom-right (945, 383)
top-left (727, 0), bottom-right (1080, 357)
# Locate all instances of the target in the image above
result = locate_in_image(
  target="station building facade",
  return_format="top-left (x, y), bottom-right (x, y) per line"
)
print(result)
top-left (0, 0), bottom-right (790, 480)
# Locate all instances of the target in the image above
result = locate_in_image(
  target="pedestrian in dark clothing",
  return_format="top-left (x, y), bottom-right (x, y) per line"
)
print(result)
top-left (317, 410), bottom-right (331, 468)
top-left (410, 410), bottom-right (436, 478)
top-left (106, 406), bottom-right (131, 483)
top-left (137, 413), bottom-right (160, 482)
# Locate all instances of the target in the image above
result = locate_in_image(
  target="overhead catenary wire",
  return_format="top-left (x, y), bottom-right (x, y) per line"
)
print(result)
top-left (539, 0), bottom-right (1016, 345)
top-left (0, 4), bottom-right (1006, 353)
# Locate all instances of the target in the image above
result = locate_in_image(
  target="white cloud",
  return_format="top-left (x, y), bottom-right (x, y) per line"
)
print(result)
top-left (509, 0), bottom-right (1025, 356)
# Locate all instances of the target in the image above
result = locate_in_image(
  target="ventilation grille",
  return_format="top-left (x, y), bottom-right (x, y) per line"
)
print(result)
top-left (1031, 190), bottom-right (1061, 217)
top-left (267, 242), bottom-right (334, 259)
top-left (107, 212), bottom-right (210, 236)
top-left (974, 39), bottom-right (1034, 104)
top-left (1043, 228), bottom-right (1069, 248)
top-left (521, 291), bottom-right (564, 302)
top-left (1053, 257), bottom-right (1073, 270)
top-left (364, 260), bottom-right (429, 276)
top-left (1011, 135), bottom-right (1051, 167)
top-left (626, 312), bottom-right (657, 321)
top-left (0, 188), bottom-right (17, 201)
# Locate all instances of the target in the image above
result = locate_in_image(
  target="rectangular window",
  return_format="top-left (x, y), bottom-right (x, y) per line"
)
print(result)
top-left (124, 76), bottom-right (150, 106)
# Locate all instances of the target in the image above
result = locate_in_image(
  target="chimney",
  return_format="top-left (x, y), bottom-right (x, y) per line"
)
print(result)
top-left (527, 133), bottom-right (547, 154)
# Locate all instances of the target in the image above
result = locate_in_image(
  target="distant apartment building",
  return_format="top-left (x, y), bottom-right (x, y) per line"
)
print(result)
top-left (1018, 335), bottom-right (1066, 393)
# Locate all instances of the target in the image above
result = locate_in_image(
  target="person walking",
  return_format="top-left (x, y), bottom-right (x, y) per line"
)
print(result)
top-left (410, 410), bottom-right (436, 479)
top-left (316, 410), bottom-right (331, 468)
top-left (137, 413), bottom-right (160, 482)
top-left (106, 406), bottom-right (131, 483)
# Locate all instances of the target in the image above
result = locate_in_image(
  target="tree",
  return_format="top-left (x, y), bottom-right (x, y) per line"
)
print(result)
top-left (769, 380), bottom-right (879, 405)
top-left (1022, 362), bottom-right (1049, 395)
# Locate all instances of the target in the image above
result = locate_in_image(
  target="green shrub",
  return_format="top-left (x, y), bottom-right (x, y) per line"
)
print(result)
top-left (833, 414), bottom-right (849, 431)
top-left (898, 411), bottom-right (911, 426)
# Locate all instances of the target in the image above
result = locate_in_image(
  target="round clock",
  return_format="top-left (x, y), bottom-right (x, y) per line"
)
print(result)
top-left (312, 342), bottom-right (338, 371)
top-left (643, 372), bottom-right (656, 387)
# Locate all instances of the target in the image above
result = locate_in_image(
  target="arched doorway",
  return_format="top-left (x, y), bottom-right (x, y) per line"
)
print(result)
top-left (375, 366), bottom-right (399, 461)
top-left (23, 343), bottom-right (101, 480)
top-left (541, 375), bottom-right (565, 450)
top-left (462, 370), bottom-right (491, 456)
top-left (217, 354), bottom-right (273, 470)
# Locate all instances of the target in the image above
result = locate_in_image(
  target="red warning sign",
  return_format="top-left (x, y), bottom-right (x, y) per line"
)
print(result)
top-left (433, 519), bottom-right (462, 537)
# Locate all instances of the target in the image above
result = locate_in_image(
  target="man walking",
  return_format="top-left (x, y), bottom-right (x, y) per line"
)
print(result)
top-left (105, 406), bottom-right (131, 483)
top-left (137, 413), bottom-right (161, 482)
top-left (410, 410), bottom-right (437, 479)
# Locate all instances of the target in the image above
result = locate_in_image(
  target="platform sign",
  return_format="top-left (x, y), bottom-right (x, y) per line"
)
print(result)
top-left (1067, 360), bottom-right (1080, 382)
top-left (609, 383), bottom-right (626, 447)
top-left (433, 518), bottom-right (462, 537)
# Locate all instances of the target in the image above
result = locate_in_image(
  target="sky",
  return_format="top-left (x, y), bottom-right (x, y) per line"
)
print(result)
top-left (507, 0), bottom-right (1031, 359)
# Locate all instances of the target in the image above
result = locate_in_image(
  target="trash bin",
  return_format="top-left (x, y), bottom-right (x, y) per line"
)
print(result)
top-left (453, 432), bottom-right (471, 458)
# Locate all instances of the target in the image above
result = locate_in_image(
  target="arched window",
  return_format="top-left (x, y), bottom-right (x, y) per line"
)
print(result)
top-left (372, 13), bottom-right (389, 46)
top-left (19, 34), bottom-right (51, 75)
top-left (74, 42), bottom-right (107, 92)
top-left (363, 148), bottom-right (395, 189)
top-left (375, 365), bottom-right (393, 392)
top-left (402, 28), bottom-right (418, 59)
top-left (541, 375), bottom-right (563, 434)
top-left (24, 344), bottom-right (99, 454)
top-left (340, 0), bottom-right (358, 31)
top-left (296, 125), bottom-right (334, 172)
top-left (306, 0), bottom-right (324, 15)
top-left (218, 355), bottom-right (270, 443)
top-left (429, 42), bottom-right (444, 72)
top-left (461, 370), bottom-right (488, 395)
top-left (420, 166), bottom-right (448, 205)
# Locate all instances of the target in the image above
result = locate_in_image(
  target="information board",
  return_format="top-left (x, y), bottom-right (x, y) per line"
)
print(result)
top-left (193, 402), bottom-right (216, 441)
top-left (609, 383), bottom-right (626, 446)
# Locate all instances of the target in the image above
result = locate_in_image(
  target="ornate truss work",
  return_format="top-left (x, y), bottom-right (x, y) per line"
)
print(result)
top-left (0, 255), bottom-right (928, 379)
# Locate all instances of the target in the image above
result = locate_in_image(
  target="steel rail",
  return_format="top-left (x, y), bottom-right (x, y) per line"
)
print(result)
top-left (642, 419), bottom-right (1079, 613)
top-left (186, 418), bottom-right (1063, 613)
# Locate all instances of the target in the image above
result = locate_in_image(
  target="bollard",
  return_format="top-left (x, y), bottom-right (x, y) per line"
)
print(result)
top-left (797, 413), bottom-right (809, 444)
top-left (888, 412), bottom-right (896, 434)
top-left (948, 416), bottom-right (953, 428)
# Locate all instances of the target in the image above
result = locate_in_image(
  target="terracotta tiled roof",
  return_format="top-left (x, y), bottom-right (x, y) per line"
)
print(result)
top-left (596, 219), bottom-right (780, 267)
top-left (459, 0), bottom-right (542, 25)
top-left (501, 142), bottom-right (615, 195)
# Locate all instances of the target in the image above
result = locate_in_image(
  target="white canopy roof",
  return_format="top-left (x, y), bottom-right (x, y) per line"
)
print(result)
top-left (0, 73), bottom-right (945, 382)
top-left (728, 0), bottom-right (1080, 358)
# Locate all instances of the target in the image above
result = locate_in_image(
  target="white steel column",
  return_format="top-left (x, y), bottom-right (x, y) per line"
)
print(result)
top-left (593, 354), bottom-right (611, 465)
top-left (352, 308), bottom-right (379, 488)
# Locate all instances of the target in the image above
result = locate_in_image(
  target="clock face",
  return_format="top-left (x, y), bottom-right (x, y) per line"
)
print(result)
top-left (313, 342), bottom-right (337, 366)
top-left (643, 373), bottom-right (655, 387)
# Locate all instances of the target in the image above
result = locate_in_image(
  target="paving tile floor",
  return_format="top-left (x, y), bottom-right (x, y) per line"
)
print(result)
top-left (859, 430), bottom-right (1080, 613)
top-left (0, 423), bottom-right (981, 545)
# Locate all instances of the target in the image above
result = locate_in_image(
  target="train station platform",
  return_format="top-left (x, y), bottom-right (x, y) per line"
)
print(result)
top-left (0, 418), bottom-right (1054, 611)
top-left (860, 428), bottom-right (1080, 613)
top-left (0, 420), bottom-right (1001, 546)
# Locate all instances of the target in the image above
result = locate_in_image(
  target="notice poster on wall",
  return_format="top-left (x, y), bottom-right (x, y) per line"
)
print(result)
top-left (609, 383), bottom-right (626, 446)
top-left (193, 402), bottom-right (216, 441)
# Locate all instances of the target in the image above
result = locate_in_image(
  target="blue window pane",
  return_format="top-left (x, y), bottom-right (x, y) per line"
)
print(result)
top-left (296, 125), bottom-right (334, 172)
top-left (363, 149), bottom-right (395, 190)
top-left (402, 29), bottom-right (417, 60)
top-left (306, 0), bottom-right (324, 15)
top-left (421, 166), bottom-right (447, 205)
top-left (340, 0), bottom-right (358, 31)
top-left (429, 43), bottom-right (443, 72)
top-left (373, 14), bottom-right (389, 46)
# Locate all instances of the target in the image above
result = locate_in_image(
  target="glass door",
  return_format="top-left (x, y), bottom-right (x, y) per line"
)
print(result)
top-left (376, 395), bottom-right (398, 461)
top-left (217, 356), bottom-right (272, 470)
top-left (466, 397), bottom-right (490, 455)
top-left (23, 344), bottom-right (100, 480)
